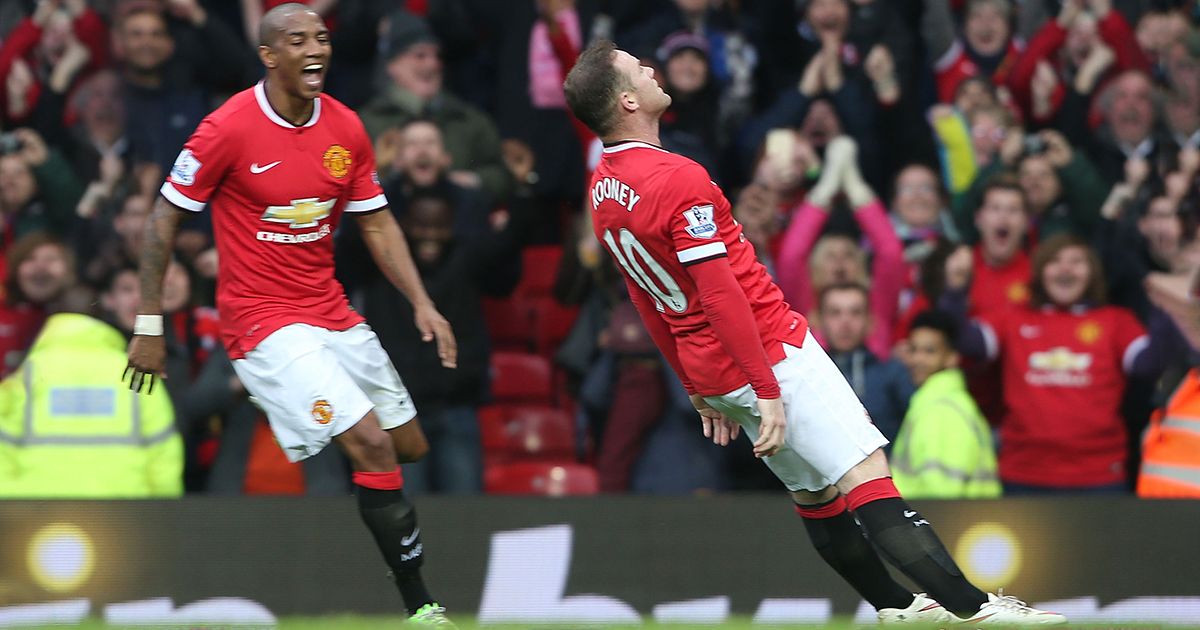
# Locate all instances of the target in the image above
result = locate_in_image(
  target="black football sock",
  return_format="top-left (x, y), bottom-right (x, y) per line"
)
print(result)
top-left (848, 479), bottom-right (988, 617)
top-left (354, 470), bottom-right (434, 615)
top-left (796, 496), bottom-right (915, 611)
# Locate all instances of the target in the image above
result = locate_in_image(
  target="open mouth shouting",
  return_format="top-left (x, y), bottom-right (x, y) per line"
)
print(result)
top-left (301, 62), bottom-right (326, 92)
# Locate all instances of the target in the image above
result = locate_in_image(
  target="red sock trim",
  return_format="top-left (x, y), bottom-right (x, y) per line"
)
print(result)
top-left (794, 494), bottom-right (848, 519)
top-left (353, 467), bottom-right (403, 491)
top-left (845, 477), bottom-right (901, 512)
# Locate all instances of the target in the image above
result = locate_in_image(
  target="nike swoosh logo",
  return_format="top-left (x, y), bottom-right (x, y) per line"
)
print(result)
top-left (400, 527), bottom-right (420, 546)
top-left (250, 161), bottom-right (281, 174)
top-left (903, 510), bottom-right (918, 518)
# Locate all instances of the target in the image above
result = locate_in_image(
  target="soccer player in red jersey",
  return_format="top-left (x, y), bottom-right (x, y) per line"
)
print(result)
top-left (564, 40), bottom-right (1065, 625)
top-left (123, 4), bottom-right (456, 627)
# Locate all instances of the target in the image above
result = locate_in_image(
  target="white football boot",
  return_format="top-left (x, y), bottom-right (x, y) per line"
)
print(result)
top-left (878, 593), bottom-right (955, 624)
top-left (950, 592), bottom-right (1067, 625)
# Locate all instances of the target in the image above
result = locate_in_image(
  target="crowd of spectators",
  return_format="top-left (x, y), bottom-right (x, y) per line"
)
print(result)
top-left (0, 0), bottom-right (1198, 498)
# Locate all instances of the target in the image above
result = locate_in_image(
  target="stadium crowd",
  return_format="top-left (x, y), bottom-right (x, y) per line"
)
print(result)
top-left (0, 0), bottom-right (1197, 499)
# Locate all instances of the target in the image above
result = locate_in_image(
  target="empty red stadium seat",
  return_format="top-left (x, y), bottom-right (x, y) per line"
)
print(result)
top-left (516, 245), bottom-right (564, 296)
top-left (482, 298), bottom-right (535, 352)
top-left (531, 298), bottom-right (579, 356)
top-left (490, 351), bottom-right (553, 403)
top-left (480, 404), bottom-right (575, 464)
top-left (484, 462), bottom-right (599, 496)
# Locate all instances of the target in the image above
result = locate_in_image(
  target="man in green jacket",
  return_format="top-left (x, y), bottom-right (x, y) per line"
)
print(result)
top-left (360, 10), bottom-right (511, 204)
top-left (0, 310), bottom-right (182, 498)
top-left (892, 311), bottom-right (1001, 499)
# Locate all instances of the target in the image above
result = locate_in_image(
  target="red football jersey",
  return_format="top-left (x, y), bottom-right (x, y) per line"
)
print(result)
top-left (981, 305), bottom-right (1147, 487)
top-left (161, 82), bottom-right (385, 358)
top-left (590, 141), bottom-right (807, 396)
top-left (933, 38), bottom-right (1023, 103)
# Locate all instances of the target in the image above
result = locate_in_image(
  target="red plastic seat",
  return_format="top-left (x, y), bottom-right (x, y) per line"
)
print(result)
top-left (530, 298), bottom-right (579, 356)
top-left (482, 298), bottom-right (535, 352)
top-left (480, 404), bottom-right (575, 464)
top-left (484, 461), bottom-right (599, 496)
top-left (490, 351), bottom-right (553, 403)
top-left (516, 245), bottom-right (564, 297)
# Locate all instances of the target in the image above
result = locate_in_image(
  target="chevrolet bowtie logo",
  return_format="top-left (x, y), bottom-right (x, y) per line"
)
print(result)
top-left (261, 197), bottom-right (335, 229)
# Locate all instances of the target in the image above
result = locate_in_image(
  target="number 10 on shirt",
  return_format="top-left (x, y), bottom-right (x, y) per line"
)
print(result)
top-left (602, 228), bottom-right (688, 314)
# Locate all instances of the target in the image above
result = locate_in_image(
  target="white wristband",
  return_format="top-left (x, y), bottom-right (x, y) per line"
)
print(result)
top-left (133, 314), bottom-right (164, 336)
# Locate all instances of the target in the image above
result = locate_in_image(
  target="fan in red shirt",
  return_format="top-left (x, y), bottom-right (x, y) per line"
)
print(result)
top-left (123, 4), bottom-right (458, 626)
top-left (943, 233), bottom-right (1176, 493)
top-left (563, 40), bottom-right (1064, 625)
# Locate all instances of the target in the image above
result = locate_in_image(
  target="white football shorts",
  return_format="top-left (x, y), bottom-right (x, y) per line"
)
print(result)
top-left (703, 330), bottom-right (888, 492)
top-left (232, 322), bottom-right (417, 462)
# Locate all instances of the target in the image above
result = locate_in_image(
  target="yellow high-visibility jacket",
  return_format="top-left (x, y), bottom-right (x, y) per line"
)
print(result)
top-left (0, 314), bottom-right (182, 498)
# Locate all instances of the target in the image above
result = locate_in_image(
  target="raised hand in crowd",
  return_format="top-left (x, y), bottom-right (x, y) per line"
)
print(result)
top-left (31, 0), bottom-right (60, 25)
top-left (76, 152), bottom-right (126, 219)
top-left (6, 59), bottom-right (33, 120)
top-left (165, 0), bottom-right (208, 27)
top-left (48, 32), bottom-right (90, 94)
top-left (1102, 156), bottom-right (1149, 220)
top-left (864, 45), bottom-right (899, 105)
top-left (1057, 0), bottom-right (1084, 27)
top-left (374, 127), bottom-right (404, 177)
top-left (998, 124), bottom-right (1026, 168)
top-left (944, 244), bottom-right (974, 292)
top-left (799, 47), bottom-right (826, 98)
top-left (12, 128), bottom-right (48, 167)
top-left (501, 138), bottom-right (536, 188)
top-left (1040, 130), bottom-right (1074, 168)
top-left (817, 30), bottom-right (844, 94)
top-left (1031, 61), bottom-right (1059, 121)
top-left (1075, 42), bottom-right (1116, 95)
top-left (62, 0), bottom-right (86, 17)
top-left (1087, 0), bottom-right (1113, 18)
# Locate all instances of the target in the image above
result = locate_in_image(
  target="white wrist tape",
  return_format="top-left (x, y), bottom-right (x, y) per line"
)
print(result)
top-left (134, 314), bottom-right (164, 336)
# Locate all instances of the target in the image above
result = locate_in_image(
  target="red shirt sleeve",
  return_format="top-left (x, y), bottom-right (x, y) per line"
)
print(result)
top-left (160, 116), bottom-right (233, 212)
top-left (1109, 308), bottom-right (1149, 374)
top-left (668, 163), bottom-right (780, 399)
top-left (344, 113), bottom-right (387, 213)
top-left (1098, 9), bottom-right (1150, 75)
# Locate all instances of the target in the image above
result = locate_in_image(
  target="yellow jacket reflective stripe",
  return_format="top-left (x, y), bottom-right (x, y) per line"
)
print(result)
top-left (1138, 368), bottom-right (1200, 498)
top-left (0, 314), bottom-right (182, 498)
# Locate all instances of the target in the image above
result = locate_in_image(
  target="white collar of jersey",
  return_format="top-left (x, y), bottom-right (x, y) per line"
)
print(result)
top-left (254, 81), bottom-right (321, 129)
top-left (602, 141), bottom-right (667, 154)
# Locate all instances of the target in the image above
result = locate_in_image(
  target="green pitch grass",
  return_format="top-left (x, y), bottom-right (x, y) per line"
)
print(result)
top-left (50, 618), bottom-right (1200, 629)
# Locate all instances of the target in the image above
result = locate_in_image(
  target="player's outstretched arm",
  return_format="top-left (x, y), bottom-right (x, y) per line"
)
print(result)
top-left (125, 196), bottom-right (186, 394)
top-left (354, 209), bottom-right (458, 368)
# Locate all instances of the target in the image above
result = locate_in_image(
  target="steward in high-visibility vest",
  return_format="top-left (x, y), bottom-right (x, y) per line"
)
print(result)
top-left (1138, 368), bottom-right (1200, 498)
top-left (892, 368), bottom-right (1002, 499)
top-left (0, 313), bottom-right (182, 497)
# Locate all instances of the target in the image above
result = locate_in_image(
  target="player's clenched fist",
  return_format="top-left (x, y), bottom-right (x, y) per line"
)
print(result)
top-left (414, 302), bottom-right (457, 369)
top-left (125, 334), bottom-right (166, 394)
top-left (754, 397), bottom-right (786, 458)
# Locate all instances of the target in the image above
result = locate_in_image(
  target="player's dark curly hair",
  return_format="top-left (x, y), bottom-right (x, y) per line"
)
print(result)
top-left (564, 39), bottom-right (627, 138)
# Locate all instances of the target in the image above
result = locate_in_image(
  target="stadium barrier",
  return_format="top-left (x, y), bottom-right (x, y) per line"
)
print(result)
top-left (1, 496), bottom-right (1198, 625)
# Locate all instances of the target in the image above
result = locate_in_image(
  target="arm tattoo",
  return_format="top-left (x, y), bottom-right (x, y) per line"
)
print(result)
top-left (138, 197), bottom-right (185, 314)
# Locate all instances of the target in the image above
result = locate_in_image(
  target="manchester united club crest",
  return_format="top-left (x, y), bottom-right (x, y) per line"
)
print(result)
top-left (322, 144), bottom-right (351, 178)
top-left (1076, 321), bottom-right (1102, 345)
top-left (1008, 282), bottom-right (1029, 304)
top-left (311, 399), bottom-right (334, 425)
